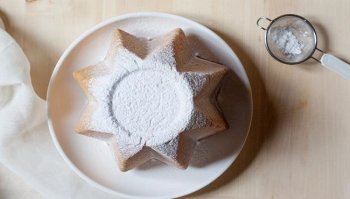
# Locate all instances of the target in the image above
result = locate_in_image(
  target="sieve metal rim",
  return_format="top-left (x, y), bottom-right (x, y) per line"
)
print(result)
top-left (258, 14), bottom-right (318, 65)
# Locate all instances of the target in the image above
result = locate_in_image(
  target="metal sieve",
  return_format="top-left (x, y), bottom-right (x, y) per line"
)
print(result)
top-left (257, 14), bottom-right (350, 79)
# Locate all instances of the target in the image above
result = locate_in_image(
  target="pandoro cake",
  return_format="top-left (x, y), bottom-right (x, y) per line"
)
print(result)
top-left (73, 28), bottom-right (229, 172)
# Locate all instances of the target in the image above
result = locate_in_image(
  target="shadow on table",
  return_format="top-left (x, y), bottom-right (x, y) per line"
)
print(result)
top-left (185, 29), bottom-right (280, 197)
top-left (189, 69), bottom-right (252, 168)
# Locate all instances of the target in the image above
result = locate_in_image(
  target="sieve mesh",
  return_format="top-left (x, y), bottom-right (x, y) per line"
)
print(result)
top-left (265, 15), bottom-right (317, 64)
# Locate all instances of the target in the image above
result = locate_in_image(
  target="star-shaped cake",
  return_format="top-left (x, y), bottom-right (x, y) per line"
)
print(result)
top-left (73, 28), bottom-right (229, 171)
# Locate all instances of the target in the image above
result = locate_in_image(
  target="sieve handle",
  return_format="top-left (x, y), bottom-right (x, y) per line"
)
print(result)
top-left (257, 17), bottom-right (272, 30)
top-left (320, 53), bottom-right (350, 79)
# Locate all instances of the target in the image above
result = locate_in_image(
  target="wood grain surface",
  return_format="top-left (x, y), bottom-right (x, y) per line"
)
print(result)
top-left (1, 0), bottom-right (350, 198)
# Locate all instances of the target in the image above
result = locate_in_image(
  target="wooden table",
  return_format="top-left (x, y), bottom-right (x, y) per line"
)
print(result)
top-left (1, 0), bottom-right (350, 198)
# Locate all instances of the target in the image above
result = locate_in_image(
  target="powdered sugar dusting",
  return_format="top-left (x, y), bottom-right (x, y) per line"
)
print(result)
top-left (76, 29), bottom-right (225, 161)
top-left (111, 69), bottom-right (193, 145)
top-left (82, 45), bottom-right (207, 158)
top-left (270, 27), bottom-right (304, 56)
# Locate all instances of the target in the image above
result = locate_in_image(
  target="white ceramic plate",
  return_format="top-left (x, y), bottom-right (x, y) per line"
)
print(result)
top-left (47, 12), bottom-right (253, 199)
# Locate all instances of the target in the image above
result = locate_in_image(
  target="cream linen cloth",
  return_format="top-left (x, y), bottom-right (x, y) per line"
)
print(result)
top-left (0, 27), bottom-right (117, 198)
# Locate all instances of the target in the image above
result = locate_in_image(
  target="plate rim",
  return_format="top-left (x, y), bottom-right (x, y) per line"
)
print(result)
top-left (47, 11), bottom-right (253, 199)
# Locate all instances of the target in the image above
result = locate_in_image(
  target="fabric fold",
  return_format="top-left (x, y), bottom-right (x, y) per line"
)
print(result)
top-left (0, 27), bottom-right (115, 198)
